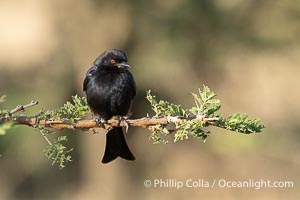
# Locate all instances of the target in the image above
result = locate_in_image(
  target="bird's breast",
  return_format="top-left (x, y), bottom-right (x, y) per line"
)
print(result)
top-left (85, 71), bottom-right (134, 119)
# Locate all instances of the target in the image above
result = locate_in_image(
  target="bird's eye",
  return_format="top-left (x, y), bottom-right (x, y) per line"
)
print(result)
top-left (110, 59), bottom-right (116, 65)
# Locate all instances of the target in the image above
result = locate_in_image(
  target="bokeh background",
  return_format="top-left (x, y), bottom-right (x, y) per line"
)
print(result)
top-left (0, 0), bottom-right (300, 199)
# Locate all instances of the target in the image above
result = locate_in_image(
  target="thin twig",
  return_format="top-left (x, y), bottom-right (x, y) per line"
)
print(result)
top-left (9, 101), bottom-right (39, 116)
top-left (39, 129), bottom-right (53, 146)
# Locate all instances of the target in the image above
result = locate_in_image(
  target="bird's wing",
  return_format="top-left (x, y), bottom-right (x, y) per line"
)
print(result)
top-left (83, 65), bottom-right (97, 91)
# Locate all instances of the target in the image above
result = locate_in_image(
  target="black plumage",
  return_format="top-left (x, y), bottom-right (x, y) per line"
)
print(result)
top-left (83, 49), bottom-right (136, 163)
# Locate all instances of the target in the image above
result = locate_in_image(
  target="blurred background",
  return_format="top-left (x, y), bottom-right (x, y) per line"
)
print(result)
top-left (0, 0), bottom-right (300, 199)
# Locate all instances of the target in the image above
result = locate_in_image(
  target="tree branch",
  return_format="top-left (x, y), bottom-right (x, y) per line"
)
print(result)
top-left (12, 115), bottom-right (220, 130)
top-left (1, 87), bottom-right (265, 169)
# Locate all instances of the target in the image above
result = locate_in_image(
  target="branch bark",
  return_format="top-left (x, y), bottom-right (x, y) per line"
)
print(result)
top-left (3, 100), bottom-right (219, 131)
top-left (12, 115), bottom-right (219, 130)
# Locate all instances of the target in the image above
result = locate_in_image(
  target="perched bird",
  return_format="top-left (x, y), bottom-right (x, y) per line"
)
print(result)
top-left (83, 49), bottom-right (136, 163)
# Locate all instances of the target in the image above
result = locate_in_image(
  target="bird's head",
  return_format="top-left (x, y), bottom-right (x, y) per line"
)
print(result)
top-left (94, 49), bottom-right (131, 71)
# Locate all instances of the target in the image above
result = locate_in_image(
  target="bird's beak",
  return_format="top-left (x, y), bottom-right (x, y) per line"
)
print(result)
top-left (116, 62), bottom-right (131, 69)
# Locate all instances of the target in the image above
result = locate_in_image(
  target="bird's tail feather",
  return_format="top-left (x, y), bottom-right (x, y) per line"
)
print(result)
top-left (102, 127), bottom-right (135, 163)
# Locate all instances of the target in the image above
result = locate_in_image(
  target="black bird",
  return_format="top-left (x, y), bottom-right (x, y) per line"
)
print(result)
top-left (83, 49), bottom-right (136, 163)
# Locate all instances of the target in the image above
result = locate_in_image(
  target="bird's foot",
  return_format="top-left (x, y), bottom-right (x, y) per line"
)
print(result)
top-left (114, 115), bottom-right (130, 133)
top-left (94, 117), bottom-right (107, 128)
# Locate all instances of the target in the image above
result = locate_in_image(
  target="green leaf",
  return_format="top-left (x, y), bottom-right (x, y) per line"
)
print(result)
top-left (174, 120), bottom-right (208, 142)
top-left (174, 122), bottom-right (190, 142)
top-left (39, 95), bottom-right (90, 123)
top-left (217, 114), bottom-right (265, 133)
top-left (36, 95), bottom-right (91, 169)
top-left (146, 91), bottom-right (188, 117)
top-left (148, 125), bottom-right (169, 144)
top-left (145, 87), bottom-right (264, 145)
top-left (190, 85), bottom-right (221, 116)
top-left (43, 135), bottom-right (73, 170)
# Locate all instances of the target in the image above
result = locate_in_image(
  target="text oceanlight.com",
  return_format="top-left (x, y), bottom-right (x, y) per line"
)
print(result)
top-left (143, 179), bottom-right (294, 190)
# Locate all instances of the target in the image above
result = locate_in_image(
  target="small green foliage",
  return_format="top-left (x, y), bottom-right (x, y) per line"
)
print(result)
top-left (146, 87), bottom-right (214, 144)
top-left (190, 86), bottom-right (221, 116)
top-left (217, 114), bottom-right (265, 133)
top-left (38, 95), bottom-right (90, 169)
top-left (39, 95), bottom-right (90, 123)
top-left (174, 120), bottom-right (209, 142)
top-left (174, 122), bottom-right (190, 141)
top-left (146, 91), bottom-right (188, 117)
top-left (149, 125), bottom-right (169, 144)
top-left (43, 136), bottom-right (73, 170)
top-left (146, 86), bottom-right (265, 144)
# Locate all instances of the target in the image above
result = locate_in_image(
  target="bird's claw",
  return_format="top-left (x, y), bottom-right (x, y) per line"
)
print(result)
top-left (115, 115), bottom-right (129, 134)
top-left (94, 117), bottom-right (107, 128)
top-left (124, 120), bottom-right (129, 134)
